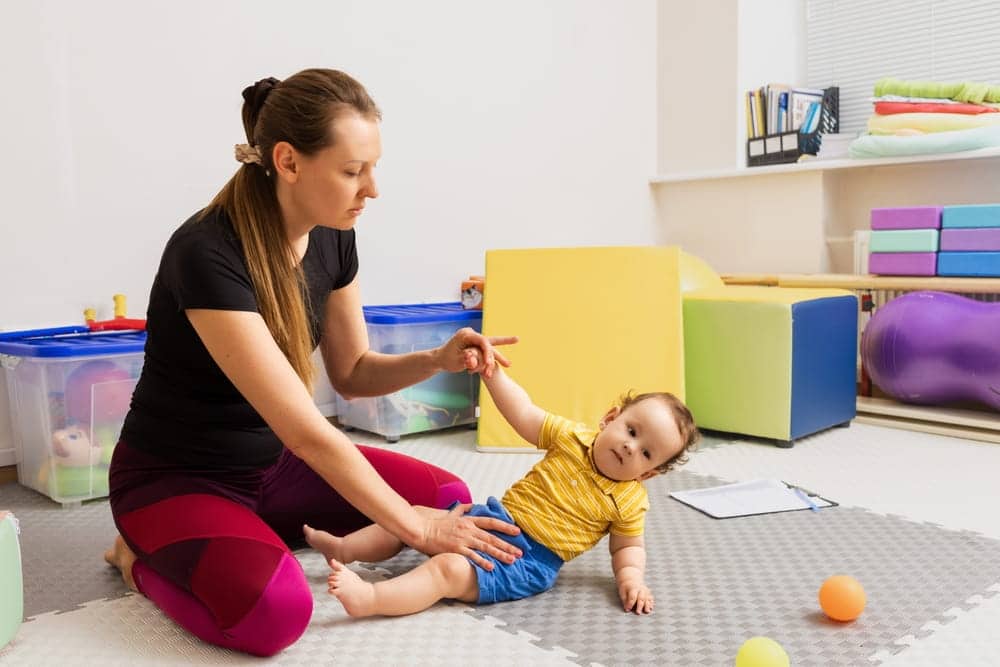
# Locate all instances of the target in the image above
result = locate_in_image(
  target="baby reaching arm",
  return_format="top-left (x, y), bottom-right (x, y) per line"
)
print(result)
top-left (609, 533), bottom-right (654, 614)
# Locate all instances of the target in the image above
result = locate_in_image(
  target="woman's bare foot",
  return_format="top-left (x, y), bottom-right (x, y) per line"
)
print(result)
top-left (103, 534), bottom-right (138, 592)
top-left (304, 524), bottom-right (351, 564)
top-left (327, 558), bottom-right (377, 617)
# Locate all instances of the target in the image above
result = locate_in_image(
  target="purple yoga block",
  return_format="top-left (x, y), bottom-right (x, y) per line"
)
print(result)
top-left (869, 252), bottom-right (938, 276)
top-left (940, 228), bottom-right (1000, 251)
top-left (870, 206), bottom-right (942, 230)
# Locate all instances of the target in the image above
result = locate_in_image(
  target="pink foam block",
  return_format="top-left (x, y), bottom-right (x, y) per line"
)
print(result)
top-left (940, 228), bottom-right (1000, 251)
top-left (868, 252), bottom-right (938, 276)
top-left (870, 206), bottom-right (942, 230)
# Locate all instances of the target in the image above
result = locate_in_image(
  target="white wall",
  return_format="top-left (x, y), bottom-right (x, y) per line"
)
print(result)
top-left (0, 0), bottom-right (657, 462)
top-left (736, 0), bottom-right (806, 165)
top-left (0, 0), bottom-right (657, 330)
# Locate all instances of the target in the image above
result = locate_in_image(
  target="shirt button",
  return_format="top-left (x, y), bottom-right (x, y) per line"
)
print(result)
top-left (571, 480), bottom-right (578, 486)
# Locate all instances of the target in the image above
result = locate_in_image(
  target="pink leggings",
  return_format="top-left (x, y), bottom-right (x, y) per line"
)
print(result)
top-left (108, 441), bottom-right (471, 656)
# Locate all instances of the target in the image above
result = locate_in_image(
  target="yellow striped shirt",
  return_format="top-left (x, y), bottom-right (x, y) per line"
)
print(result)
top-left (501, 413), bottom-right (650, 562)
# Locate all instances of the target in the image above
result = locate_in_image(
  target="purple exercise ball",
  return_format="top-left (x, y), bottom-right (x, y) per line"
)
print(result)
top-left (861, 291), bottom-right (1000, 411)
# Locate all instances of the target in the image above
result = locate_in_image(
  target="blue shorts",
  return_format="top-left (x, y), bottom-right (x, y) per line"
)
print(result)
top-left (458, 497), bottom-right (564, 605)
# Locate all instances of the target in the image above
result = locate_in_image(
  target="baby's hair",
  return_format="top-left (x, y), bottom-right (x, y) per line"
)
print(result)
top-left (616, 391), bottom-right (700, 473)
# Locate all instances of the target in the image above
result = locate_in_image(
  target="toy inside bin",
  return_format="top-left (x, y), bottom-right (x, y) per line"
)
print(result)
top-left (336, 303), bottom-right (482, 442)
top-left (0, 326), bottom-right (145, 506)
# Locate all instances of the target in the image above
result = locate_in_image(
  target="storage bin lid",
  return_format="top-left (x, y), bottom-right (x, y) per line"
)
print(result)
top-left (0, 325), bottom-right (146, 358)
top-left (362, 302), bottom-right (482, 324)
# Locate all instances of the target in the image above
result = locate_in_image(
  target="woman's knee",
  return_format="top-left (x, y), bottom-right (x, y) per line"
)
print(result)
top-left (223, 552), bottom-right (313, 656)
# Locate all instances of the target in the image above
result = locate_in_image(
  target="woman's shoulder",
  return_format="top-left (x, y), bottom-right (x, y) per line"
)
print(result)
top-left (165, 208), bottom-right (241, 258)
top-left (171, 207), bottom-right (236, 243)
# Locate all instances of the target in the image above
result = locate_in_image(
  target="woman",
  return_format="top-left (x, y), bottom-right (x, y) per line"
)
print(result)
top-left (103, 69), bottom-right (521, 656)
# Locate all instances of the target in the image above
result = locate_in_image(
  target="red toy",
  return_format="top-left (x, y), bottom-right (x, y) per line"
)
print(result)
top-left (85, 294), bottom-right (145, 331)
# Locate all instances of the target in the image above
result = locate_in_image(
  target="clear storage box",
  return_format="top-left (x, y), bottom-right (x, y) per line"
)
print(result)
top-left (0, 326), bottom-right (145, 506)
top-left (336, 303), bottom-right (482, 442)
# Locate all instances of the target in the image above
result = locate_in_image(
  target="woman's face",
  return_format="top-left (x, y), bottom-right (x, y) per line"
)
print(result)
top-left (282, 110), bottom-right (382, 232)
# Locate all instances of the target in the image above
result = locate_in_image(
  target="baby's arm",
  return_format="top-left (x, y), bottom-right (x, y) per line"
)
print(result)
top-left (609, 533), bottom-right (654, 614)
top-left (477, 362), bottom-right (546, 447)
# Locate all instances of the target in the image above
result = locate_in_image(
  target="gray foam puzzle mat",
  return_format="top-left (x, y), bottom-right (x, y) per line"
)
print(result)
top-left (372, 469), bottom-right (1000, 666)
top-left (5, 458), bottom-right (1000, 666)
top-left (0, 482), bottom-right (128, 618)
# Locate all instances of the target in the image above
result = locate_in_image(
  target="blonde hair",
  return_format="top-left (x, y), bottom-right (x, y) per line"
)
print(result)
top-left (204, 69), bottom-right (381, 391)
top-left (616, 391), bottom-right (700, 473)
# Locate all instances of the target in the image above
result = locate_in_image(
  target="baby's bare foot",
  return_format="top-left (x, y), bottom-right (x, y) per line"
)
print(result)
top-left (103, 534), bottom-right (138, 592)
top-left (304, 524), bottom-right (352, 564)
top-left (327, 558), bottom-right (377, 617)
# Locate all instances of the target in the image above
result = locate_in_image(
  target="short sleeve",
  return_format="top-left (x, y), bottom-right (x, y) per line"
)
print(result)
top-left (331, 229), bottom-right (358, 290)
top-left (610, 490), bottom-right (650, 537)
top-left (163, 222), bottom-right (258, 312)
top-left (537, 413), bottom-right (576, 452)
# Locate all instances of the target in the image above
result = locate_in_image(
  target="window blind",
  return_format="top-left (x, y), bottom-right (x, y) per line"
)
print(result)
top-left (806, 0), bottom-right (1000, 134)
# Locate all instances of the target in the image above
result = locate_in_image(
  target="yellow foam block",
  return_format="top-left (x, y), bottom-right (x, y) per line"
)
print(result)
top-left (478, 246), bottom-right (685, 450)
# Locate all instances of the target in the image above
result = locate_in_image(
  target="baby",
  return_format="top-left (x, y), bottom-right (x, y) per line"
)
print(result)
top-left (305, 364), bottom-right (699, 617)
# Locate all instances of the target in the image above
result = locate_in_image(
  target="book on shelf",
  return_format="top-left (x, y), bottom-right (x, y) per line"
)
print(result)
top-left (790, 87), bottom-right (825, 130)
top-left (744, 86), bottom-right (840, 167)
top-left (669, 478), bottom-right (837, 519)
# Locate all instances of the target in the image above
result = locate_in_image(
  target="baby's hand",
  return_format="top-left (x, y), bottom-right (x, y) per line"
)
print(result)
top-left (619, 580), bottom-right (655, 614)
top-left (463, 347), bottom-right (483, 373)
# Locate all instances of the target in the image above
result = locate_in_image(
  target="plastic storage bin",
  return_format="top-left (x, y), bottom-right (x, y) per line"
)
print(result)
top-left (0, 326), bottom-right (145, 506)
top-left (336, 303), bottom-right (482, 442)
top-left (0, 512), bottom-right (22, 650)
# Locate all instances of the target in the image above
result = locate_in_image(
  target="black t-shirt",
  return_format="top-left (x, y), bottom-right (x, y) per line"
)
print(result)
top-left (122, 208), bottom-right (358, 468)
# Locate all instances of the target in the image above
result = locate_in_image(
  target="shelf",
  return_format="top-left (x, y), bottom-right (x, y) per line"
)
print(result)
top-left (650, 146), bottom-right (1000, 184)
top-left (722, 273), bottom-right (1000, 294)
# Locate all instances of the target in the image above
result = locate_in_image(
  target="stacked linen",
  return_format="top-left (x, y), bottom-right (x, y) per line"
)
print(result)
top-left (850, 78), bottom-right (1000, 158)
top-left (868, 206), bottom-right (941, 276)
top-left (938, 205), bottom-right (1000, 277)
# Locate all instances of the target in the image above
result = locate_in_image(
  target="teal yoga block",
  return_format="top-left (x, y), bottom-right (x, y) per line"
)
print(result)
top-left (942, 204), bottom-right (1000, 229)
top-left (0, 512), bottom-right (22, 650)
top-left (870, 229), bottom-right (939, 253)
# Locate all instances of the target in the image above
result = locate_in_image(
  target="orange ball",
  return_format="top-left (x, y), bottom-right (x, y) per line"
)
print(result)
top-left (819, 575), bottom-right (866, 621)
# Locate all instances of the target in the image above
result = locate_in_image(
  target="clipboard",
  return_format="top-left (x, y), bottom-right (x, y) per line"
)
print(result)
top-left (669, 479), bottom-right (838, 519)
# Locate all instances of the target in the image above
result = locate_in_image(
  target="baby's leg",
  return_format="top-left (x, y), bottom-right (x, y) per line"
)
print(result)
top-left (305, 506), bottom-right (449, 564)
top-left (328, 552), bottom-right (478, 617)
top-left (304, 523), bottom-right (402, 565)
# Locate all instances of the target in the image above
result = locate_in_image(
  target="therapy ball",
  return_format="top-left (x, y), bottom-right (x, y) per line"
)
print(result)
top-left (734, 636), bottom-right (789, 667)
top-left (819, 575), bottom-right (866, 621)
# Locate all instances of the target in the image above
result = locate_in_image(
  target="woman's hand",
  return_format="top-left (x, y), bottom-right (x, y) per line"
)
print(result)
top-left (419, 503), bottom-right (522, 571)
top-left (436, 327), bottom-right (517, 379)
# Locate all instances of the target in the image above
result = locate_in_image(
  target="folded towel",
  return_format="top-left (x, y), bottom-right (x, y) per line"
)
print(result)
top-left (848, 125), bottom-right (1000, 158)
top-left (874, 78), bottom-right (1000, 104)
top-left (874, 101), bottom-right (999, 116)
top-left (868, 112), bottom-right (1000, 135)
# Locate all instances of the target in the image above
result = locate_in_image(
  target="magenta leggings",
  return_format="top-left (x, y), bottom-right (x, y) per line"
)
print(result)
top-left (108, 441), bottom-right (471, 656)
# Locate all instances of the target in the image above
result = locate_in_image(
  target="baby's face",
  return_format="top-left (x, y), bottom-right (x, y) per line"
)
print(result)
top-left (592, 398), bottom-right (683, 482)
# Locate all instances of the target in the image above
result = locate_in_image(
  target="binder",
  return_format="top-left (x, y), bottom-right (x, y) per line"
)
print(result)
top-left (746, 86), bottom-right (839, 167)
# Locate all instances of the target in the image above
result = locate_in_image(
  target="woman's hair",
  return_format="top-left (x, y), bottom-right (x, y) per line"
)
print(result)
top-left (204, 69), bottom-right (381, 391)
top-left (616, 391), bottom-right (700, 473)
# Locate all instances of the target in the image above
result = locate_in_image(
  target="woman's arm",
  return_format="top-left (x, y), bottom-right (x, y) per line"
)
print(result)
top-left (319, 278), bottom-right (515, 399)
top-left (186, 308), bottom-right (520, 568)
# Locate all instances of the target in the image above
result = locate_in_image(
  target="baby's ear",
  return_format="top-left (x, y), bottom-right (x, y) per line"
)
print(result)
top-left (599, 405), bottom-right (620, 430)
